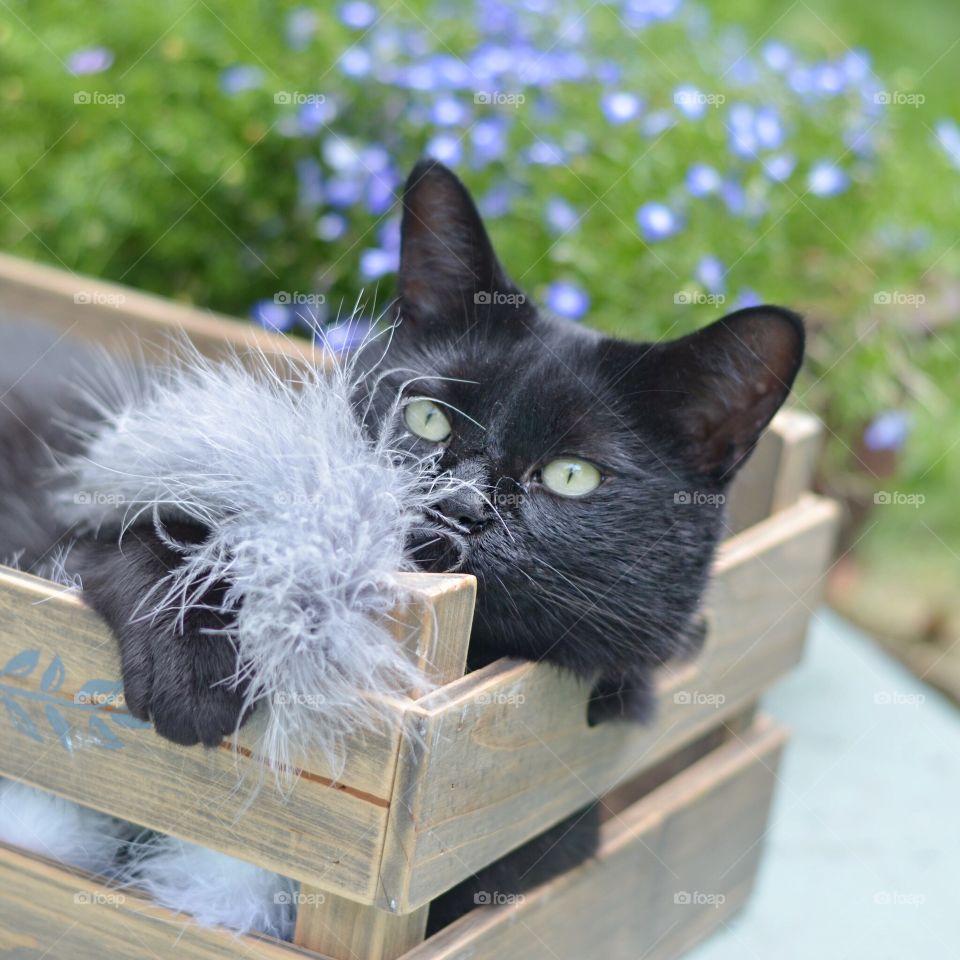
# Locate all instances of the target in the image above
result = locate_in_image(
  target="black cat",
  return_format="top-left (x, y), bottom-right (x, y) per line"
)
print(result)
top-left (0, 159), bottom-right (803, 930)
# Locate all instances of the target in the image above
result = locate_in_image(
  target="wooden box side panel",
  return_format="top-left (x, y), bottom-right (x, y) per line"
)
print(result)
top-left (402, 717), bottom-right (787, 960)
top-left (381, 495), bottom-right (837, 910)
top-left (0, 566), bottom-right (474, 900)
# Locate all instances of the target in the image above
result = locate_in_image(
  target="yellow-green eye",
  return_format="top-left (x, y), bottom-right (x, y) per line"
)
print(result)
top-left (404, 398), bottom-right (452, 443)
top-left (541, 458), bottom-right (602, 497)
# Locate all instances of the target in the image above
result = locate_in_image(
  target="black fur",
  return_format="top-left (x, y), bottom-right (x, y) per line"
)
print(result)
top-left (0, 160), bottom-right (804, 927)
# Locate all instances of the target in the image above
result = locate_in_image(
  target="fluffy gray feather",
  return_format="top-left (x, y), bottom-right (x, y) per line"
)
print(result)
top-left (53, 338), bottom-right (466, 780)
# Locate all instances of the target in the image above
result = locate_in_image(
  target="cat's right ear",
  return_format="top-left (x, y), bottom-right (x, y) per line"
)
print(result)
top-left (398, 159), bottom-right (516, 325)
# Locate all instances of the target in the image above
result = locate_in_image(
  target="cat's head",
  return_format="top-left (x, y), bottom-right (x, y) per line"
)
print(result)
top-left (366, 159), bottom-right (804, 679)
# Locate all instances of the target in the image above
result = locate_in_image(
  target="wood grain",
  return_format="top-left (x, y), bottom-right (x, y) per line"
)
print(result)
top-left (294, 888), bottom-right (429, 960)
top-left (726, 408), bottom-right (821, 535)
top-left (0, 565), bottom-right (473, 901)
top-left (0, 251), bottom-right (313, 364)
top-left (379, 495), bottom-right (838, 911)
top-left (400, 717), bottom-right (787, 960)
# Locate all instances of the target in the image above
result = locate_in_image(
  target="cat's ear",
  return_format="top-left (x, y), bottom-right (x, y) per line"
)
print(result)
top-left (639, 306), bottom-right (805, 481)
top-left (398, 159), bottom-right (515, 324)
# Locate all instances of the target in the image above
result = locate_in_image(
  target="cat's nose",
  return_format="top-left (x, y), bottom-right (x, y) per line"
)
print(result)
top-left (437, 487), bottom-right (492, 534)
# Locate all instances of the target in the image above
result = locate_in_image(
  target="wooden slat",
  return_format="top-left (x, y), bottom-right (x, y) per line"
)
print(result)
top-left (378, 495), bottom-right (838, 911)
top-left (294, 889), bottom-right (429, 960)
top-left (725, 408), bottom-right (821, 535)
top-left (0, 564), bottom-right (474, 901)
top-left (0, 252), bottom-right (312, 363)
top-left (0, 718), bottom-right (783, 960)
top-left (401, 717), bottom-right (786, 960)
top-left (0, 842), bottom-right (310, 960)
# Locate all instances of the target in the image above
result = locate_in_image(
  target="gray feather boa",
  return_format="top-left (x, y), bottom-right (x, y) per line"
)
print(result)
top-left (54, 339), bottom-right (465, 780)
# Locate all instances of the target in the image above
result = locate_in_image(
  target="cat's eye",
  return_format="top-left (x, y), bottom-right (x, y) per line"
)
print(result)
top-left (404, 397), bottom-right (452, 443)
top-left (540, 458), bottom-right (602, 498)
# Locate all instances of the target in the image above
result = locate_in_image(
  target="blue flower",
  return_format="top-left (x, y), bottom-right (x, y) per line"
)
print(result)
top-left (341, 47), bottom-right (372, 77)
top-left (427, 133), bottom-right (463, 165)
top-left (754, 106), bottom-right (783, 150)
top-left (377, 217), bottom-right (401, 252)
top-left (545, 282), bottom-right (590, 320)
top-left (636, 202), bottom-right (680, 240)
top-left (339, 1), bottom-right (376, 29)
top-left (220, 65), bottom-right (264, 95)
top-left (642, 110), bottom-right (676, 137)
top-left (721, 179), bottom-right (746, 215)
top-left (365, 170), bottom-right (397, 215)
top-left (601, 91), bottom-right (642, 124)
top-left (695, 256), bottom-right (726, 295)
top-left (317, 319), bottom-right (372, 352)
top-left (360, 248), bottom-right (398, 280)
top-left (431, 96), bottom-right (469, 126)
top-left (763, 152), bottom-right (796, 182)
top-left (841, 49), bottom-right (871, 84)
top-left (67, 47), bottom-right (114, 76)
top-left (674, 85), bottom-right (706, 119)
top-left (685, 164), bottom-right (722, 197)
top-left (863, 410), bottom-right (910, 452)
top-left (733, 287), bottom-right (762, 309)
top-left (251, 299), bottom-right (294, 332)
top-left (326, 176), bottom-right (364, 207)
top-left (762, 42), bottom-right (792, 72)
top-left (471, 118), bottom-right (509, 164)
top-left (297, 99), bottom-right (337, 136)
top-left (295, 158), bottom-right (325, 207)
top-left (807, 161), bottom-right (849, 196)
top-left (479, 183), bottom-right (516, 218)
top-left (812, 63), bottom-right (845, 95)
top-left (285, 8), bottom-right (318, 50)
top-left (315, 213), bottom-right (347, 242)
top-left (526, 141), bottom-right (566, 165)
top-left (934, 119), bottom-right (960, 169)
top-left (545, 197), bottom-right (579, 234)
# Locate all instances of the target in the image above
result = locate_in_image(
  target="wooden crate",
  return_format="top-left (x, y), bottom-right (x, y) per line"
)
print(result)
top-left (0, 257), bottom-right (840, 959)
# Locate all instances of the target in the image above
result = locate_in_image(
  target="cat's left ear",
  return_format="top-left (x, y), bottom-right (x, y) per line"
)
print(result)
top-left (636, 306), bottom-right (805, 481)
top-left (398, 159), bottom-right (518, 325)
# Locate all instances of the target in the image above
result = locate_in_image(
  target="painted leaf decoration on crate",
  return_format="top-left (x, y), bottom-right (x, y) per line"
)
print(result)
top-left (75, 678), bottom-right (124, 709)
top-left (45, 703), bottom-right (74, 751)
top-left (1, 649), bottom-right (39, 678)
top-left (2, 696), bottom-right (43, 742)
top-left (40, 654), bottom-right (65, 692)
top-left (88, 714), bottom-right (123, 750)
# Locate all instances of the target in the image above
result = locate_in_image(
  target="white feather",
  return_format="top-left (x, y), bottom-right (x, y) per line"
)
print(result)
top-left (53, 336), bottom-right (468, 782)
top-left (120, 834), bottom-right (297, 939)
top-left (0, 778), bottom-right (134, 876)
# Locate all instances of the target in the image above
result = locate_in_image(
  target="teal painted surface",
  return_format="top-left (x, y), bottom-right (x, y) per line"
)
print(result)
top-left (689, 610), bottom-right (960, 960)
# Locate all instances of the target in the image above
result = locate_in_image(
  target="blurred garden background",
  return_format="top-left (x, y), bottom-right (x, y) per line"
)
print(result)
top-left (1, 0), bottom-right (958, 693)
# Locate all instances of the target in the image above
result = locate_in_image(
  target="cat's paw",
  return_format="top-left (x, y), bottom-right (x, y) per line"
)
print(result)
top-left (117, 610), bottom-right (251, 748)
